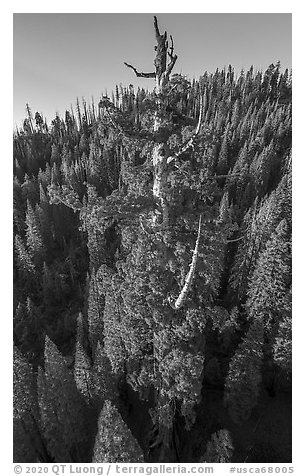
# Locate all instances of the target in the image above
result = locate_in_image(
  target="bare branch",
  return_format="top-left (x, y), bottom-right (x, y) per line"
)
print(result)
top-left (124, 62), bottom-right (156, 78)
top-left (153, 17), bottom-right (168, 80)
top-left (168, 35), bottom-right (174, 59)
top-left (166, 55), bottom-right (177, 78)
top-left (206, 173), bottom-right (250, 179)
top-left (226, 235), bottom-right (245, 243)
top-left (139, 216), bottom-right (154, 236)
top-left (169, 215), bottom-right (202, 310)
top-left (165, 35), bottom-right (177, 78)
top-left (104, 108), bottom-right (123, 133)
top-left (154, 15), bottom-right (161, 39)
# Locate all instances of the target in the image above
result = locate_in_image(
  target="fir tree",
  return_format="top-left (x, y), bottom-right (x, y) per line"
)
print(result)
top-left (74, 337), bottom-right (93, 403)
top-left (246, 219), bottom-right (291, 331)
top-left (92, 400), bottom-right (144, 463)
top-left (224, 320), bottom-right (264, 423)
top-left (13, 347), bottom-right (49, 462)
top-left (14, 234), bottom-right (36, 278)
top-left (201, 429), bottom-right (234, 463)
top-left (25, 199), bottom-right (45, 266)
top-left (38, 336), bottom-right (87, 462)
top-left (273, 312), bottom-right (292, 374)
top-left (91, 342), bottom-right (119, 408)
top-left (87, 269), bottom-right (104, 352)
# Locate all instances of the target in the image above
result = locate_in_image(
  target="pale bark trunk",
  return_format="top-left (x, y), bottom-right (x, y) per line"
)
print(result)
top-left (170, 214), bottom-right (202, 310)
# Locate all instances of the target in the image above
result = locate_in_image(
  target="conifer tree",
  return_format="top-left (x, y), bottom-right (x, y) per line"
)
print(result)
top-left (91, 342), bottom-right (119, 408)
top-left (50, 144), bottom-right (61, 166)
top-left (25, 199), bottom-right (45, 266)
top-left (87, 269), bottom-right (104, 352)
top-left (38, 336), bottom-right (87, 462)
top-left (21, 174), bottom-right (39, 205)
top-left (92, 400), bottom-right (144, 463)
top-left (246, 219), bottom-right (291, 331)
top-left (228, 200), bottom-right (258, 301)
top-left (42, 262), bottom-right (54, 307)
top-left (13, 178), bottom-right (25, 235)
top-left (14, 346), bottom-right (39, 423)
top-left (273, 312), bottom-right (292, 374)
top-left (74, 336), bottom-right (93, 403)
top-left (97, 264), bottom-right (127, 376)
top-left (14, 234), bottom-right (36, 285)
top-left (14, 347), bottom-right (49, 462)
top-left (224, 320), bottom-right (264, 423)
top-left (201, 429), bottom-right (234, 463)
top-left (13, 299), bottom-right (43, 359)
top-left (217, 134), bottom-right (229, 176)
top-left (36, 183), bottom-right (52, 242)
top-left (37, 366), bottom-right (71, 462)
top-left (13, 419), bottom-right (40, 463)
top-left (217, 190), bottom-right (231, 224)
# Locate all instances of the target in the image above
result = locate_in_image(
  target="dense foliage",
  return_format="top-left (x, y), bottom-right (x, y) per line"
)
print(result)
top-left (13, 26), bottom-right (291, 463)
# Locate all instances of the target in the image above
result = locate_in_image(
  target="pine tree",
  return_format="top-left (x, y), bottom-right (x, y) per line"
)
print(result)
top-left (38, 164), bottom-right (52, 190)
top-left (98, 264), bottom-right (127, 376)
top-left (228, 200), bottom-right (258, 301)
top-left (224, 320), bottom-right (264, 423)
top-left (50, 144), bottom-right (61, 166)
top-left (217, 133), bottom-right (229, 176)
top-left (14, 347), bottom-right (49, 462)
top-left (42, 262), bottom-right (54, 307)
top-left (74, 337), bottom-right (93, 403)
top-left (91, 341), bottom-right (119, 408)
top-left (201, 429), bottom-right (234, 463)
top-left (92, 400), bottom-right (144, 463)
top-left (25, 199), bottom-right (45, 266)
top-left (13, 299), bottom-right (43, 359)
top-left (13, 177), bottom-right (25, 235)
top-left (87, 269), bottom-right (104, 352)
top-left (36, 184), bottom-right (52, 245)
top-left (38, 336), bottom-right (87, 462)
top-left (249, 141), bottom-right (275, 197)
top-left (14, 234), bottom-right (36, 278)
top-left (21, 174), bottom-right (39, 206)
top-left (14, 346), bottom-right (39, 422)
top-left (246, 219), bottom-right (291, 331)
top-left (217, 190), bottom-right (231, 224)
top-left (37, 366), bottom-right (71, 462)
top-left (273, 311), bottom-right (292, 374)
top-left (13, 419), bottom-right (40, 463)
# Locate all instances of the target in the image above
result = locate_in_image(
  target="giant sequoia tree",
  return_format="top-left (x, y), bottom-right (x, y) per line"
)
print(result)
top-left (105, 17), bottom-right (229, 457)
top-left (13, 15), bottom-right (292, 464)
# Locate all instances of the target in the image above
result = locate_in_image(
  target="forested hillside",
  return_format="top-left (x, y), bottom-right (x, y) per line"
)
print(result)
top-left (13, 17), bottom-right (292, 464)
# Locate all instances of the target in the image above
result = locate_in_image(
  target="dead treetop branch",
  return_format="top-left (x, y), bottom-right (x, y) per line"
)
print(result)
top-left (124, 16), bottom-right (177, 88)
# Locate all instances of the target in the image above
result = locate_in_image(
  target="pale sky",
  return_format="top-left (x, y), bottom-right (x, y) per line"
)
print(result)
top-left (13, 13), bottom-right (292, 127)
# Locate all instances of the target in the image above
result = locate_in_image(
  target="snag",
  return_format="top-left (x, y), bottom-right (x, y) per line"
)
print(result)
top-left (124, 16), bottom-right (204, 230)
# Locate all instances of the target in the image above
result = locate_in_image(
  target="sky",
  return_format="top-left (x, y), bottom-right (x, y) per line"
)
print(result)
top-left (14, 13), bottom-right (292, 127)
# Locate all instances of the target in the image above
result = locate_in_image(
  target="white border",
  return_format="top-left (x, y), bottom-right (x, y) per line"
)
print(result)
top-left (3, 2), bottom-right (302, 474)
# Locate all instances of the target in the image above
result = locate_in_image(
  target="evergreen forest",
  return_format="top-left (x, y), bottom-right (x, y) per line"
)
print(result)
top-left (13, 16), bottom-right (292, 464)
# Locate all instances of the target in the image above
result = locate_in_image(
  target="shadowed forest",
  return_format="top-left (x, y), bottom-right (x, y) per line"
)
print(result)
top-left (13, 17), bottom-right (291, 464)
